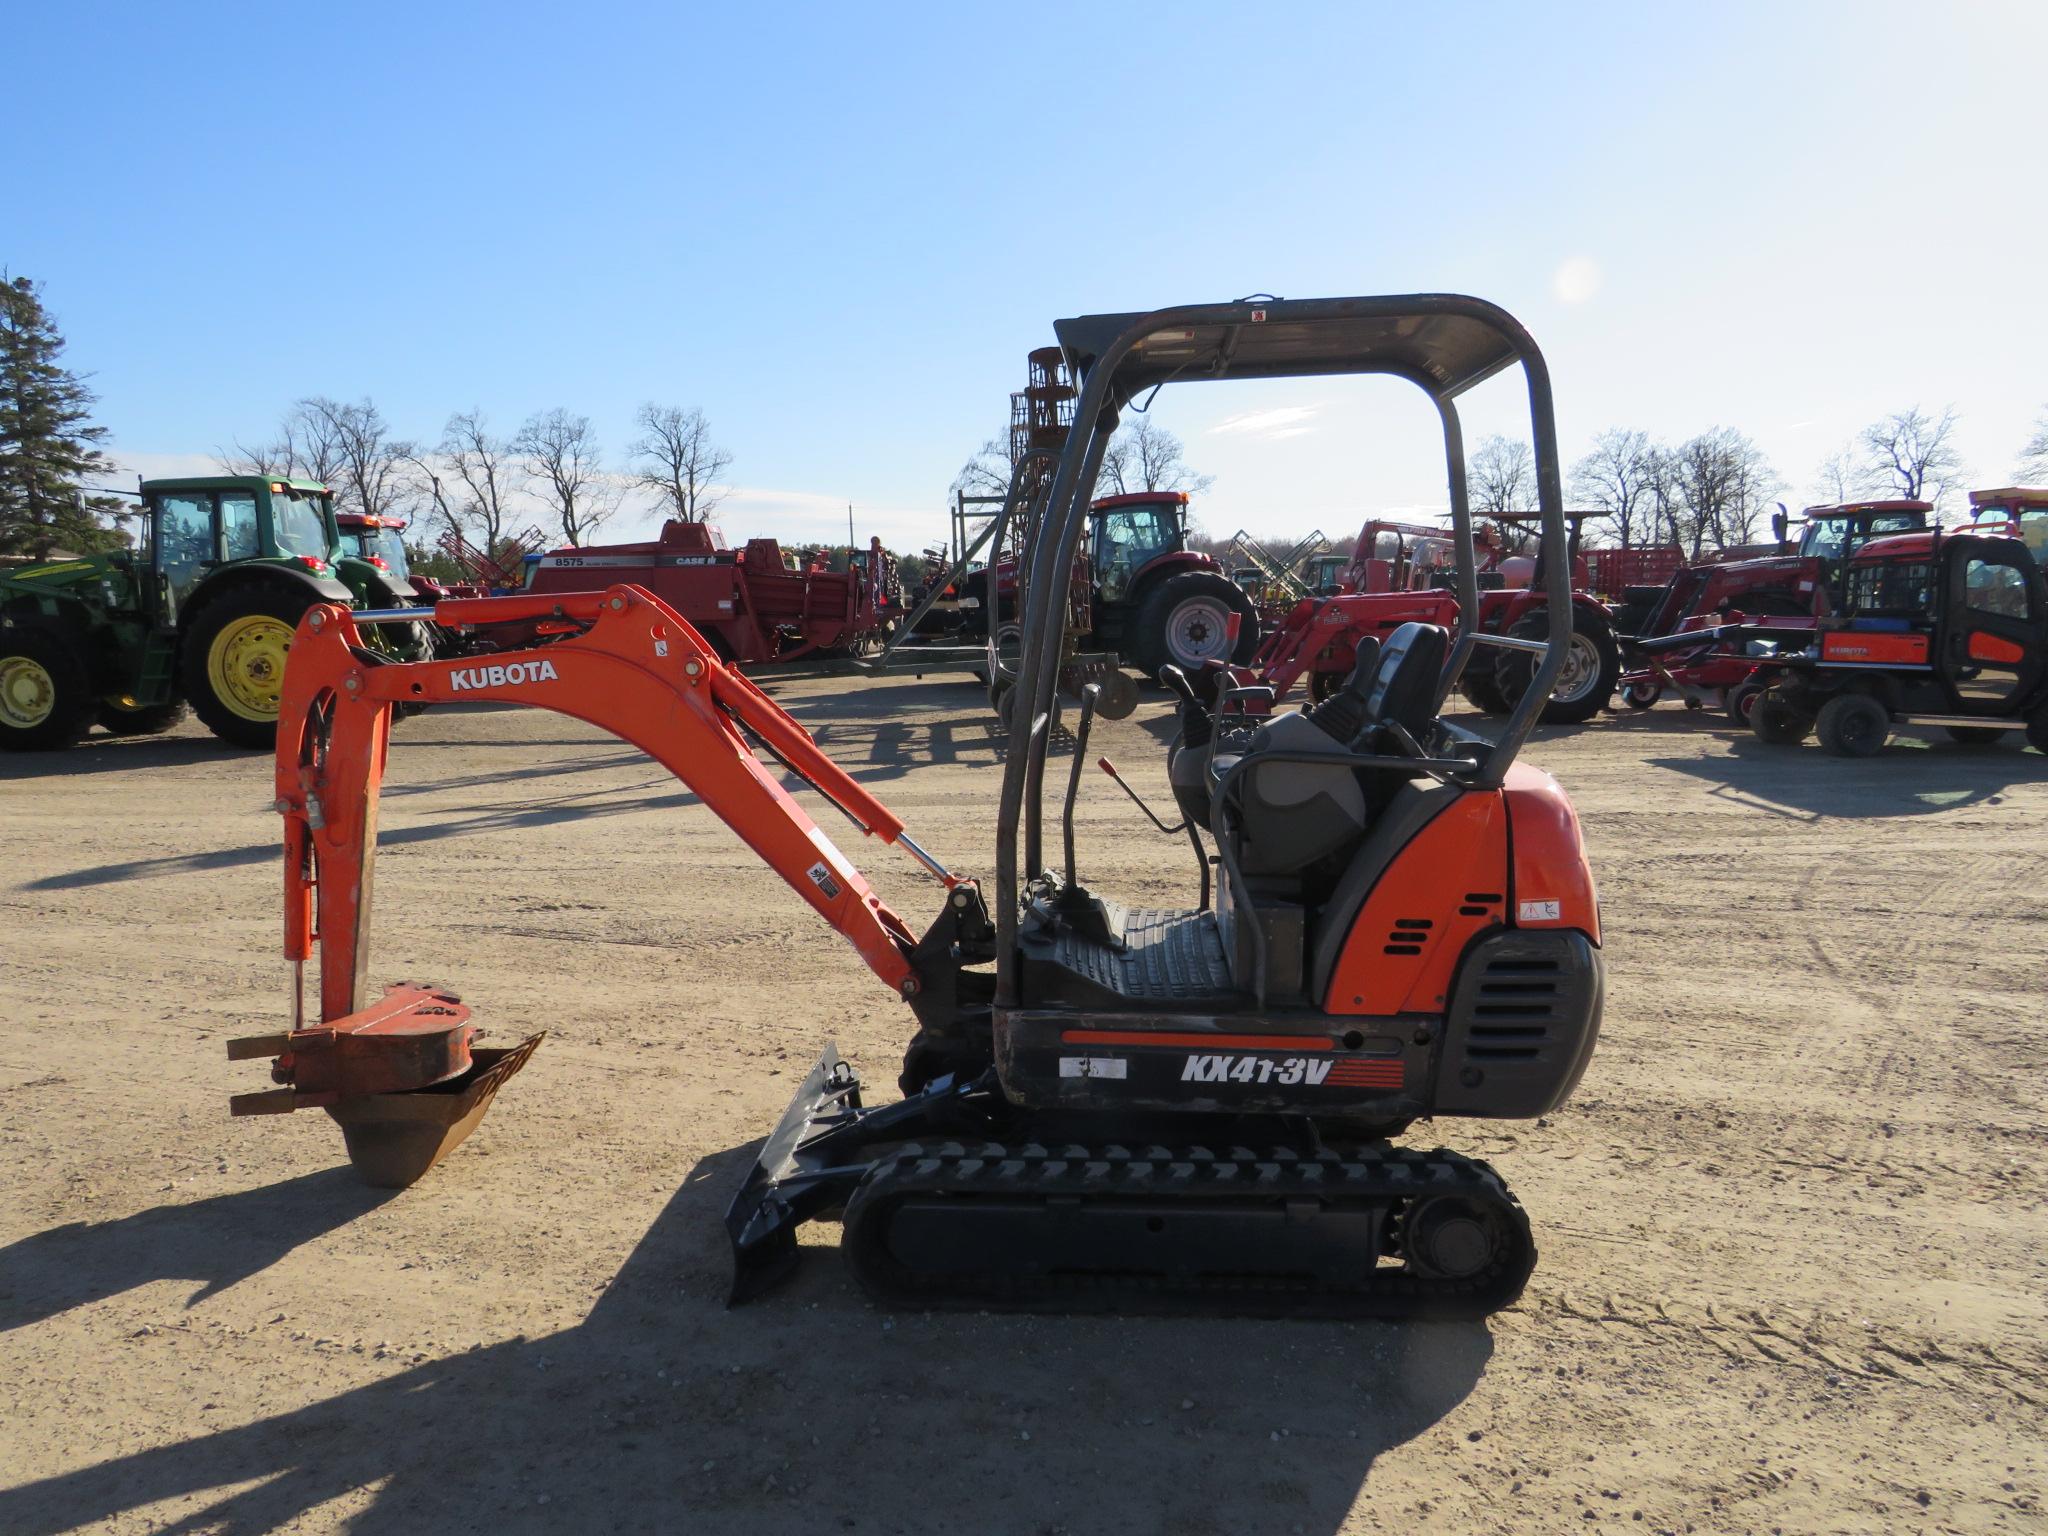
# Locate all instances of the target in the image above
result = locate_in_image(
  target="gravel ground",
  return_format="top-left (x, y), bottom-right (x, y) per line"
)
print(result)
top-left (1, 676), bottom-right (2043, 1535)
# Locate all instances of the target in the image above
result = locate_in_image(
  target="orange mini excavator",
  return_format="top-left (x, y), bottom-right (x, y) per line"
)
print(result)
top-left (231, 294), bottom-right (1603, 1318)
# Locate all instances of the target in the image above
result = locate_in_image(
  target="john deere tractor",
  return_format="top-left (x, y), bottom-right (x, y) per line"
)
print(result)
top-left (0, 475), bottom-right (424, 752)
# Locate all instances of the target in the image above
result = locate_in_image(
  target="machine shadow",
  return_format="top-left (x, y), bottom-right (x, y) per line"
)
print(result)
top-left (0, 1168), bottom-right (394, 1333)
top-left (0, 1142), bottom-right (1492, 1536)
top-left (1649, 735), bottom-right (2048, 818)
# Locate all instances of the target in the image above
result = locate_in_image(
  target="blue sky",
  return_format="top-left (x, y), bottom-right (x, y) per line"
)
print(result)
top-left (10, 1), bottom-right (2044, 549)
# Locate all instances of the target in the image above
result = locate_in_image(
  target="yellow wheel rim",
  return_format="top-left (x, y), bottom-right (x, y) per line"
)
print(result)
top-left (207, 614), bottom-right (295, 722)
top-left (0, 656), bottom-right (57, 729)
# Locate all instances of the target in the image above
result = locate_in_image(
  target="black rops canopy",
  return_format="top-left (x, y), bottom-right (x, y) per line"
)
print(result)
top-left (1051, 294), bottom-right (1535, 404)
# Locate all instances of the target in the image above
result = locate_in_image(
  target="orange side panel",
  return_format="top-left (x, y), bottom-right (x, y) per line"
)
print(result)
top-left (1323, 793), bottom-right (1509, 1016)
top-left (1968, 631), bottom-right (2026, 664)
top-left (1821, 631), bottom-right (1929, 664)
top-left (1505, 762), bottom-right (1601, 946)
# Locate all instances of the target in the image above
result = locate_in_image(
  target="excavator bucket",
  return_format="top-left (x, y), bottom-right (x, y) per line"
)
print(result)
top-left (327, 1034), bottom-right (545, 1188)
top-left (228, 981), bottom-right (543, 1188)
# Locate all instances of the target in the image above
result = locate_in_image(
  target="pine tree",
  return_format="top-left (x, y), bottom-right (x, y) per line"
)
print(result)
top-left (0, 275), bottom-right (125, 556)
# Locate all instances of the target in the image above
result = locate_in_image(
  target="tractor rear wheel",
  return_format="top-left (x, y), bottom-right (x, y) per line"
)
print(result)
top-left (1749, 687), bottom-right (1813, 745)
top-left (1814, 692), bottom-right (1890, 757)
top-left (97, 696), bottom-right (190, 736)
top-left (1458, 658), bottom-right (1511, 715)
top-left (0, 626), bottom-right (94, 752)
top-left (182, 585), bottom-right (318, 750)
top-left (1495, 607), bottom-right (1622, 725)
top-left (1128, 572), bottom-right (1259, 681)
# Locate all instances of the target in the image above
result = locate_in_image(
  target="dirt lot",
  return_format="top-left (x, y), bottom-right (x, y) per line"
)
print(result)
top-left (2, 677), bottom-right (2044, 1535)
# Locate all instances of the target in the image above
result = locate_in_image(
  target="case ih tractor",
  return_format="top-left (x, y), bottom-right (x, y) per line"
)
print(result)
top-left (1744, 517), bottom-right (2048, 754)
top-left (233, 291), bottom-right (1604, 1319)
top-left (0, 475), bottom-right (421, 751)
top-left (1250, 514), bottom-right (1622, 724)
top-left (1614, 500), bottom-right (1933, 721)
top-left (962, 490), bottom-right (1260, 678)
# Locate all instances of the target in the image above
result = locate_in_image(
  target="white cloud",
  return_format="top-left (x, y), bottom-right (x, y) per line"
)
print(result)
top-left (1552, 256), bottom-right (1603, 305)
top-left (1208, 405), bottom-right (1321, 439)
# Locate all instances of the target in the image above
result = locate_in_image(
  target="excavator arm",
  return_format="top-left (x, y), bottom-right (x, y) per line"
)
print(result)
top-left (234, 584), bottom-right (955, 1122)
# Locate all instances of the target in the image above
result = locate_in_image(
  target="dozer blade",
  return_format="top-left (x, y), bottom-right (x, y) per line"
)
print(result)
top-left (724, 1044), bottom-right (1003, 1305)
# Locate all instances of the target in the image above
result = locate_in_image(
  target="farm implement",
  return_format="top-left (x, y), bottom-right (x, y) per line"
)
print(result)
top-left (230, 293), bottom-right (1603, 1318)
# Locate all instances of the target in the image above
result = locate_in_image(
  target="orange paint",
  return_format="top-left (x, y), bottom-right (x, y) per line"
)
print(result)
top-left (1968, 631), bottom-right (2026, 664)
top-left (1821, 631), bottom-right (1928, 665)
top-left (1062, 1030), bottom-right (1333, 1050)
top-left (1505, 762), bottom-right (1601, 947)
top-left (1324, 792), bottom-right (1508, 1016)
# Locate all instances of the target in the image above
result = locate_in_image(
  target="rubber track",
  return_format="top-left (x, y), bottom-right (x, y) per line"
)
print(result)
top-left (841, 1140), bottom-right (1535, 1320)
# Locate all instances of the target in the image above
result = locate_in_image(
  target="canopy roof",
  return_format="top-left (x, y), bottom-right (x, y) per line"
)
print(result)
top-left (1052, 295), bottom-right (1534, 403)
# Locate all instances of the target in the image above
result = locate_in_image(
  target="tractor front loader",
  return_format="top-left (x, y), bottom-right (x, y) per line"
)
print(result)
top-left (233, 294), bottom-right (1604, 1319)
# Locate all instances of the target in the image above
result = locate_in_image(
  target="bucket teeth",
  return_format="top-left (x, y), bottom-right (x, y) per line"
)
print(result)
top-left (226, 1033), bottom-right (293, 1062)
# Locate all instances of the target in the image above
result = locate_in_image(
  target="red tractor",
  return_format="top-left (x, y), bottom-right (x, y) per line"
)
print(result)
top-left (1614, 500), bottom-right (1933, 721)
top-left (1250, 515), bottom-right (1623, 724)
top-left (962, 490), bottom-right (1260, 678)
top-left (1743, 515), bottom-right (2048, 754)
top-left (334, 512), bottom-right (486, 601)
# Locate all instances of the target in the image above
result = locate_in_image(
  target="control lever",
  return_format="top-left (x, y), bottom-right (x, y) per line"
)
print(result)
top-left (1098, 756), bottom-right (1212, 911)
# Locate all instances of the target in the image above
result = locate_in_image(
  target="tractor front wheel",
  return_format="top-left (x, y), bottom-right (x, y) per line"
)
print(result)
top-left (182, 585), bottom-right (317, 750)
top-left (1621, 680), bottom-right (1661, 710)
top-left (1458, 658), bottom-right (1511, 715)
top-left (1128, 572), bottom-right (1259, 680)
top-left (1814, 692), bottom-right (1890, 758)
top-left (0, 626), bottom-right (94, 752)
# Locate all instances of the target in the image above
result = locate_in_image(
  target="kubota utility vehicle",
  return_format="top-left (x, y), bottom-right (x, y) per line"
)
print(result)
top-left (0, 475), bottom-right (422, 751)
top-left (233, 293), bottom-right (1602, 1318)
top-left (1613, 500), bottom-right (1934, 721)
top-left (1744, 519), bottom-right (2048, 755)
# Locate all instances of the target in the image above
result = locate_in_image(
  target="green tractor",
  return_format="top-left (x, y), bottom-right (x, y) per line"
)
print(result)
top-left (0, 474), bottom-right (427, 752)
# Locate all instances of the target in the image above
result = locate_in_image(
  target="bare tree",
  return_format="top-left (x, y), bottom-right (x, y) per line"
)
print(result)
top-left (1467, 434), bottom-right (1533, 546)
top-left (222, 397), bottom-right (410, 518)
top-left (440, 410), bottom-right (526, 554)
top-left (630, 404), bottom-right (732, 522)
top-left (1100, 418), bottom-right (1213, 496)
top-left (1858, 405), bottom-right (1965, 507)
top-left (222, 400), bottom-right (347, 488)
top-left (515, 408), bottom-right (615, 545)
top-left (1569, 429), bottom-right (1659, 548)
top-left (1812, 442), bottom-right (1869, 506)
top-left (1666, 428), bottom-right (1779, 557)
top-left (950, 437), bottom-right (1016, 498)
top-left (2018, 408), bottom-right (2048, 482)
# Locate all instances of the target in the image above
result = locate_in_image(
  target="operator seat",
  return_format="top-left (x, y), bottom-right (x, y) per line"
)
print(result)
top-left (1221, 623), bottom-right (1448, 876)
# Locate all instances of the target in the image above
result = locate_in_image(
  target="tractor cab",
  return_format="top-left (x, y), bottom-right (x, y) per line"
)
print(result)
top-left (1784, 500), bottom-right (1931, 583)
top-left (1089, 491), bottom-right (1192, 603)
top-left (143, 476), bottom-right (339, 623)
top-left (334, 513), bottom-right (414, 583)
top-left (1964, 488), bottom-right (2048, 565)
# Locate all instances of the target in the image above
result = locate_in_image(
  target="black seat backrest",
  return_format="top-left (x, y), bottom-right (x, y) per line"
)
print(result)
top-left (1299, 634), bottom-right (1382, 744)
top-left (1362, 622), bottom-right (1448, 737)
